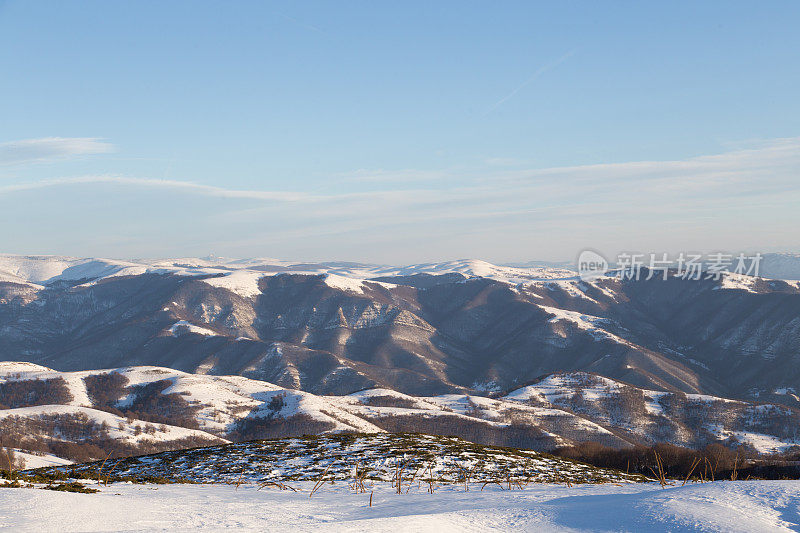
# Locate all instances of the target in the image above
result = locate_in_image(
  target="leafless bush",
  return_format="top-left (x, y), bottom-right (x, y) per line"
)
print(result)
top-left (267, 393), bottom-right (287, 412)
top-left (84, 372), bottom-right (129, 410)
top-left (464, 399), bottom-right (483, 419)
top-left (1, 447), bottom-right (24, 474)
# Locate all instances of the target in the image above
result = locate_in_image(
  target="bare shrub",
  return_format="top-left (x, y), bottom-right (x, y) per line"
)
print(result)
top-left (122, 380), bottom-right (201, 429)
top-left (267, 393), bottom-right (287, 412)
top-left (1, 447), bottom-right (24, 474)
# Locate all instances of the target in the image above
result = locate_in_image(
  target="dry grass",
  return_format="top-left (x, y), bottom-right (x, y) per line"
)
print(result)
top-left (648, 451), bottom-right (670, 488)
top-left (309, 463), bottom-right (332, 497)
top-left (421, 462), bottom-right (438, 494)
top-left (258, 480), bottom-right (298, 492)
top-left (349, 462), bottom-right (370, 494)
top-left (682, 457), bottom-right (701, 486)
top-left (95, 452), bottom-right (113, 485)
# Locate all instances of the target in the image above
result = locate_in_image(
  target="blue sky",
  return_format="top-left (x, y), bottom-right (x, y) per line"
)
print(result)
top-left (1, 1), bottom-right (799, 263)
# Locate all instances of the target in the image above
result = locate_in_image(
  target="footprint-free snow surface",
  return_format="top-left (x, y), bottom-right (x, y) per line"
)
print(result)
top-left (1, 480), bottom-right (798, 532)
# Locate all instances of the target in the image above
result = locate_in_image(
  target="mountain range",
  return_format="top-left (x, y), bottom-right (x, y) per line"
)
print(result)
top-left (1, 253), bottom-right (800, 461)
top-left (2, 254), bottom-right (799, 401)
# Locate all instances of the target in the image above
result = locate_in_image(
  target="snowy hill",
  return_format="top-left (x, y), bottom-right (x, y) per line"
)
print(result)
top-left (0, 404), bottom-right (226, 447)
top-left (33, 432), bottom-right (645, 485)
top-left (3, 363), bottom-right (800, 467)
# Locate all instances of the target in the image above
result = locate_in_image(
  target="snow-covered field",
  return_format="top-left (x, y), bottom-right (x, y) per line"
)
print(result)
top-left (1, 480), bottom-right (798, 532)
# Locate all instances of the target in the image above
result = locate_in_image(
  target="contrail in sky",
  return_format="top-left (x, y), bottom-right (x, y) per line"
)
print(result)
top-left (484, 50), bottom-right (576, 115)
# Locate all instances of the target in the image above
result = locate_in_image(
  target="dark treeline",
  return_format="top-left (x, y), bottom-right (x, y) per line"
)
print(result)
top-left (0, 377), bottom-right (73, 409)
top-left (361, 395), bottom-right (419, 409)
top-left (84, 372), bottom-right (128, 409)
top-left (229, 414), bottom-right (335, 441)
top-left (554, 441), bottom-right (800, 480)
top-left (370, 414), bottom-right (556, 450)
top-left (85, 373), bottom-right (200, 428)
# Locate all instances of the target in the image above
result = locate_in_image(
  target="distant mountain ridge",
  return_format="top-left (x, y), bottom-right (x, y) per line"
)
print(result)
top-left (0, 254), bottom-right (799, 408)
top-left (0, 255), bottom-right (577, 287)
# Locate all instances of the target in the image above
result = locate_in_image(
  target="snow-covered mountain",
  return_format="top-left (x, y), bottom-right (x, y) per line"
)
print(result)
top-left (3, 362), bottom-right (799, 467)
top-left (2, 254), bottom-right (799, 405)
top-left (759, 252), bottom-right (800, 280)
top-left (0, 255), bottom-right (576, 287)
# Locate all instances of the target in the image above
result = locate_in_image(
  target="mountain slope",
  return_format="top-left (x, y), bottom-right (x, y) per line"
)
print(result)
top-left (31, 433), bottom-right (645, 485)
top-left (3, 363), bottom-right (799, 461)
top-left (1, 255), bottom-right (799, 405)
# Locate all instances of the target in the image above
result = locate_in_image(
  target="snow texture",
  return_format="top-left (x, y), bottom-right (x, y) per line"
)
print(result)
top-left (0, 480), bottom-right (798, 532)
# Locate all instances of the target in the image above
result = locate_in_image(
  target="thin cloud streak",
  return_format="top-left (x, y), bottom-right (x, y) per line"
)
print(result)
top-left (2, 137), bottom-right (798, 222)
top-left (0, 137), bottom-right (114, 166)
top-left (4, 137), bottom-right (799, 262)
top-left (0, 176), bottom-right (309, 201)
top-left (0, 175), bottom-right (433, 204)
top-left (484, 50), bottom-right (576, 115)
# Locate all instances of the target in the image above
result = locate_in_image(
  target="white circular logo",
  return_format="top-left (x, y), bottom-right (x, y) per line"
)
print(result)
top-left (577, 250), bottom-right (609, 281)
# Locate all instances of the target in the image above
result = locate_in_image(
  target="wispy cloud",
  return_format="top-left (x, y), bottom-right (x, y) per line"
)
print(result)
top-left (0, 175), bottom-right (434, 206)
top-left (484, 157), bottom-right (530, 167)
top-left (3, 138), bottom-right (799, 210)
top-left (4, 138), bottom-right (799, 261)
top-left (490, 136), bottom-right (800, 195)
top-left (484, 50), bottom-right (576, 115)
top-left (337, 168), bottom-right (450, 183)
top-left (0, 176), bottom-right (309, 201)
top-left (0, 137), bottom-right (114, 166)
top-left (3, 137), bottom-right (799, 230)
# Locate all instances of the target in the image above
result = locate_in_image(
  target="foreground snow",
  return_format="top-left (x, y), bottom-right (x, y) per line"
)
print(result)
top-left (1, 480), bottom-right (798, 532)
